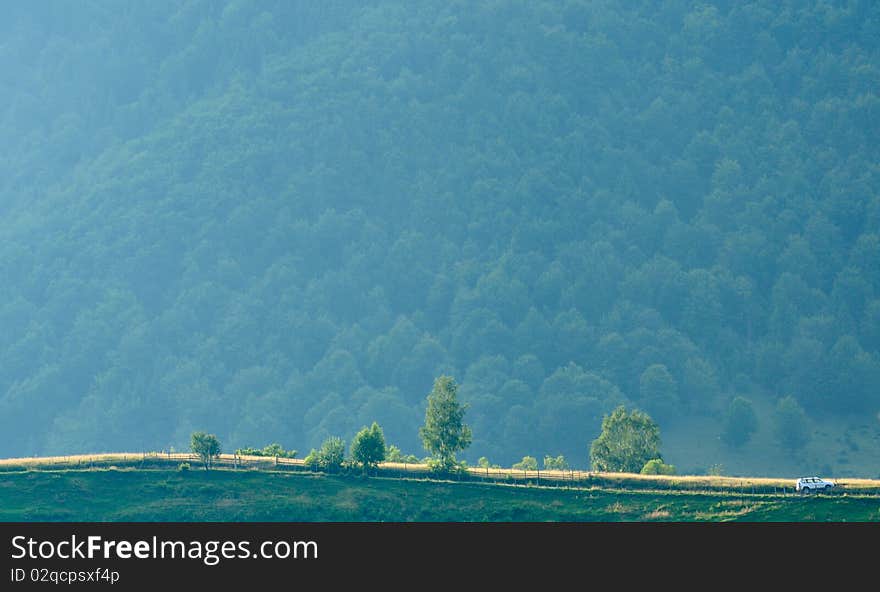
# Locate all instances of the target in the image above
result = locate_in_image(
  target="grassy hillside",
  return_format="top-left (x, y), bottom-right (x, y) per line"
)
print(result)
top-left (2, 468), bottom-right (878, 522)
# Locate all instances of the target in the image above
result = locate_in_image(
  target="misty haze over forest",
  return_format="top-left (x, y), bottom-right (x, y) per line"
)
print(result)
top-left (0, 1), bottom-right (878, 477)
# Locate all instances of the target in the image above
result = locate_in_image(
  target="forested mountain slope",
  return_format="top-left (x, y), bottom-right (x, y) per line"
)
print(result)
top-left (1, 1), bottom-right (878, 474)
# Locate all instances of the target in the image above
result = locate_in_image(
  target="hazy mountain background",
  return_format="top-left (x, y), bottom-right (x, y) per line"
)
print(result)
top-left (1, 0), bottom-right (878, 476)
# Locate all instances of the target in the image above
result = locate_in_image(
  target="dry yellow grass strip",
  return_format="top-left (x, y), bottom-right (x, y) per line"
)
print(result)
top-left (0, 452), bottom-right (305, 468)
top-left (0, 453), bottom-right (146, 466)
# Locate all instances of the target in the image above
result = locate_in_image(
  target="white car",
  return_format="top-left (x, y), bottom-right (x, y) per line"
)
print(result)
top-left (796, 476), bottom-right (835, 494)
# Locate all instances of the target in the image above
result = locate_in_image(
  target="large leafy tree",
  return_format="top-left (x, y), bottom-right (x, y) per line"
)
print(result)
top-left (190, 431), bottom-right (221, 470)
top-left (304, 436), bottom-right (347, 472)
top-left (350, 422), bottom-right (386, 473)
top-left (419, 375), bottom-right (472, 471)
top-left (589, 406), bottom-right (662, 473)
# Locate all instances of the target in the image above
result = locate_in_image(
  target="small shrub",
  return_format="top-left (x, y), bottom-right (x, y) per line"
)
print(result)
top-left (235, 447), bottom-right (263, 456)
top-left (178, 462), bottom-right (191, 472)
top-left (543, 454), bottom-right (569, 470)
top-left (303, 449), bottom-right (320, 470)
top-left (512, 456), bottom-right (538, 471)
top-left (386, 446), bottom-right (421, 464)
top-left (235, 444), bottom-right (297, 458)
top-left (640, 459), bottom-right (676, 475)
top-left (426, 457), bottom-right (448, 472)
top-left (426, 457), bottom-right (468, 474)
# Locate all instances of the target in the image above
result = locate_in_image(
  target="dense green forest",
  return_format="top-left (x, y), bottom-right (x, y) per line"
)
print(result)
top-left (1, 1), bottom-right (878, 475)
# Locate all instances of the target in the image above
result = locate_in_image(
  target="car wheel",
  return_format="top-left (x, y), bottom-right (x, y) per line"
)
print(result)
top-left (824, 485), bottom-right (831, 493)
top-left (802, 487), bottom-right (810, 495)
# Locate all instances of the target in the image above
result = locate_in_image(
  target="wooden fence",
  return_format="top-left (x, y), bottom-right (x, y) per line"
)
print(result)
top-left (2, 452), bottom-right (876, 497)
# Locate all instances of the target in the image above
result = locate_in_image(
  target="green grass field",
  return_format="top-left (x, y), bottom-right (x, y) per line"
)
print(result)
top-left (2, 468), bottom-right (879, 522)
